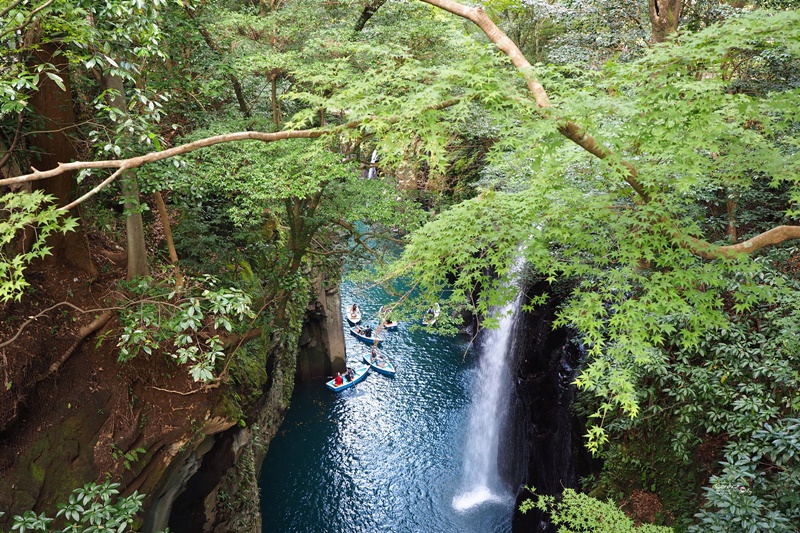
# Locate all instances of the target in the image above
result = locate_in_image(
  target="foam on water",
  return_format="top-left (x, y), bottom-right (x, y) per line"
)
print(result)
top-left (452, 485), bottom-right (505, 511)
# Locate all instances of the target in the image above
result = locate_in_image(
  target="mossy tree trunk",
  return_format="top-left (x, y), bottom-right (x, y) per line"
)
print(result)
top-left (27, 42), bottom-right (97, 277)
top-left (101, 72), bottom-right (150, 279)
top-left (648, 0), bottom-right (682, 43)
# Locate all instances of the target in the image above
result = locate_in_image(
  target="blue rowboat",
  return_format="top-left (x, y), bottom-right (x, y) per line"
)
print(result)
top-left (363, 353), bottom-right (396, 377)
top-left (350, 327), bottom-right (383, 346)
top-left (325, 363), bottom-right (370, 392)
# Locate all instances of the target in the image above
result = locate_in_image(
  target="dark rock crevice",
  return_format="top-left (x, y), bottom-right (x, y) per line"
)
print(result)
top-left (167, 427), bottom-right (241, 533)
top-left (496, 280), bottom-right (596, 532)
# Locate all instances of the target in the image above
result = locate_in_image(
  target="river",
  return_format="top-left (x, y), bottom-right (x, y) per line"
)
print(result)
top-left (258, 280), bottom-right (515, 532)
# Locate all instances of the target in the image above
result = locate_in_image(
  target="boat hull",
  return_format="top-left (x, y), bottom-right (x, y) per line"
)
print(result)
top-left (350, 327), bottom-right (383, 346)
top-left (346, 308), bottom-right (362, 325)
top-left (325, 363), bottom-right (370, 392)
top-left (363, 354), bottom-right (396, 376)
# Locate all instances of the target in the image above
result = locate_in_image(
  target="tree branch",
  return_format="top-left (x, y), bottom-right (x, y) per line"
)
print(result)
top-left (354, 0), bottom-right (388, 32)
top-left (1, 97), bottom-right (464, 191)
top-left (0, 111), bottom-right (25, 170)
top-left (419, 0), bottom-right (650, 202)
top-left (675, 225), bottom-right (800, 260)
top-left (34, 311), bottom-right (113, 384)
top-left (58, 166), bottom-right (126, 211)
top-left (153, 191), bottom-right (184, 290)
top-left (0, 0), bottom-right (26, 19)
top-left (0, 0), bottom-right (54, 40)
top-left (0, 301), bottom-right (119, 349)
top-left (420, 0), bottom-right (800, 258)
top-left (0, 129), bottom-right (326, 188)
top-left (181, 0), bottom-right (251, 118)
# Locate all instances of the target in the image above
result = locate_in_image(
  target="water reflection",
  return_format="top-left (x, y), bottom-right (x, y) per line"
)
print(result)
top-left (259, 281), bottom-right (513, 532)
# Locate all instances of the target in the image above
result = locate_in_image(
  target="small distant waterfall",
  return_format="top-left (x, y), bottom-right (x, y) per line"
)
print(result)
top-left (453, 291), bottom-right (522, 511)
top-left (367, 149), bottom-right (378, 179)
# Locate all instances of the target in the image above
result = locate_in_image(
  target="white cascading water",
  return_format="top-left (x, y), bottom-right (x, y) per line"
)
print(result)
top-left (367, 149), bottom-right (378, 179)
top-left (452, 290), bottom-right (522, 511)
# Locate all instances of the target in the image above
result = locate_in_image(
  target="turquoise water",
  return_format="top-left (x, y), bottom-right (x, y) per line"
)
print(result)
top-left (258, 281), bottom-right (514, 532)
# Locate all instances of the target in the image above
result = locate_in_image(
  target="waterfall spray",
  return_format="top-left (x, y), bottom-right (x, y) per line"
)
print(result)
top-left (453, 286), bottom-right (523, 511)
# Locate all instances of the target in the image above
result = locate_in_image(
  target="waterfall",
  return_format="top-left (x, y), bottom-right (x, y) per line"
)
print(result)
top-left (453, 291), bottom-right (522, 511)
top-left (367, 149), bottom-right (378, 179)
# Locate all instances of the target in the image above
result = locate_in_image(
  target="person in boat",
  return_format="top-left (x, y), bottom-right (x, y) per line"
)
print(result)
top-left (376, 354), bottom-right (386, 367)
top-left (334, 372), bottom-right (343, 386)
top-left (346, 367), bottom-right (355, 382)
top-left (370, 347), bottom-right (378, 364)
top-left (350, 303), bottom-right (358, 314)
top-left (355, 325), bottom-right (364, 335)
top-left (364, 325), bottom-right (372, 338)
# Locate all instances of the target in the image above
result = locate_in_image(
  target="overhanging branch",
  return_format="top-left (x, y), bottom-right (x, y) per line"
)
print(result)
top-left (419, 0), bottom-right (799, 258)
top-left (419, 0), bottom-right (649, 201)
top-left (676, 225), bottom-right (800, 260)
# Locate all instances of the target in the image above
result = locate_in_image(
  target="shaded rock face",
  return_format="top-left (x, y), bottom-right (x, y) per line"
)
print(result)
top-left (496, 281), bottom-right (594, 533)
top-left (150, 427), bottom-right (244, 533)
top-left (149, 279), bottom-right (346, 532)
top-left (296, 275), bottom-right (346, 381)
top-left (149, 337), bottom-right (299, 533)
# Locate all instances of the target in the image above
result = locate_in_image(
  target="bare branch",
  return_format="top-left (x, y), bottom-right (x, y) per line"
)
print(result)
top-left (35, 311), bottom-right (113, 384)
top-left (0, 0), bottom-right (26, 19)
top-left (0, 301), bottom-right (117, 349)
top-left (145, 385), bottom-right (209, 395)
top-left (1, 97), bottom-right (462, 192)
top-left (0, 129), bottom-right (330, 188)
top-left (0, 0), bottom-right (54, 40)
top-left (676, 225), bottom-right (800, 260)
top-left (354, 0), bottom-right (388, 32)
top-left (58, 166), bottom-right (126, 211)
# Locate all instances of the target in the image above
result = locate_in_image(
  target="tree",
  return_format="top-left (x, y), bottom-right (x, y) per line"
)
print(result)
top-left (648, 0), bottom-right (682, 43)
top-left (24, 39), bottom-right (97, 277)
top-left (1, 0), bottom-right (798, 529)
top-left (1, 0), bottom-right (181, 282)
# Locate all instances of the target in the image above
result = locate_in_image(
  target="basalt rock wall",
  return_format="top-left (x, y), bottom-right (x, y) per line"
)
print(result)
top-left (296, 274), bottom-right (346, 381)
top-left (0, 264), bottom-right (345, 533)
top-left (148, 275), bottom-right (346, 532)
top-left (497, 280), bottom-right (595, 533)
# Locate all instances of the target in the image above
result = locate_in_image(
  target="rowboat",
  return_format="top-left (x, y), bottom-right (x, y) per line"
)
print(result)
top-left (363, 352), bottom-right (396, 377)
top-left (325, 363), bottom-right (370, 392)
top-left (422, 303), bottom-right (440, 326)
top-left (378, 305), bottom-right (399, 330)
top-left (381, 320), bottom-right (399, 331)
top-left (349, 326), bottom-right (384, 346)
top-left (346, 304), bottom-right (362, 325)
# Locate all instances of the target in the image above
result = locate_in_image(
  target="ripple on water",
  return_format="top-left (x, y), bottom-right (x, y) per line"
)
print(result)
top-left (259, 281), bottom-right (514, 532)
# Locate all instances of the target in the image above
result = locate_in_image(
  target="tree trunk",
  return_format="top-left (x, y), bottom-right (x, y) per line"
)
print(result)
top-left (727, 196), bottom-right (737, 244)
top-left (353, 0), bottom-right (387, 32)
top-left (182, 1), bottom-right (251, 118)
top-left (27, 42), bottom-right (98, 277)
top-left (102, 73), bottom-right (150, 279)
top-left (153, 191), bottom-right (184, 290)
top-left (648, 0), bottom-right (682, 43)
top-left (271, 75), bottom-right (280, 127)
